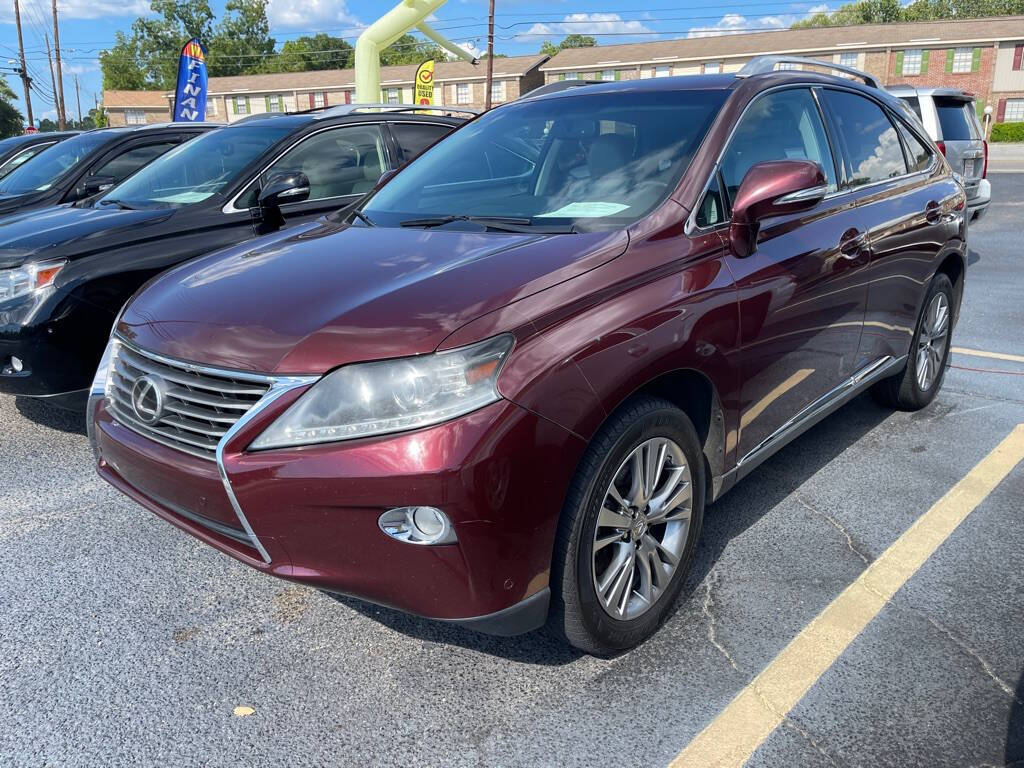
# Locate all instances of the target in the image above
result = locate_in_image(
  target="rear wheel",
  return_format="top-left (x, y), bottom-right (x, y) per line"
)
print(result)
top-left (872, 273), bottom-right (954, 411)
top-left (548, 396), bottom-right (705, 655)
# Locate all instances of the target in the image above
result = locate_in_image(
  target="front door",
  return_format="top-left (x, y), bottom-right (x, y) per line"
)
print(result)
top-left (717, 87), bottom-right (870, 463)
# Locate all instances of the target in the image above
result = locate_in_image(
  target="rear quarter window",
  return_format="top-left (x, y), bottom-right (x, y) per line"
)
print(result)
top-left (822, 89), bottom-right (907, 188)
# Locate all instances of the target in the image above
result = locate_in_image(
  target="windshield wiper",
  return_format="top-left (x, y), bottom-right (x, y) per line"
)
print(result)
top-left (399, 215), bottom-right (576, 234)
top-left (348, 208), bottom-right (376, 227)
top-left (97, 199), bottom-right (138, 211)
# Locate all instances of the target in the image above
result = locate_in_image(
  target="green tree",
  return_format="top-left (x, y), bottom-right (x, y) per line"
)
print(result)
top-left (0, 76), bottom-right (25, 138)
top-left (540, 34), bottom-right (597, 57)
top-left (793, 0), bottom-right (1024, 27)
top-left (209, 0), bottom-right (275, 76)
top-left (38, 118), bottom-right (58, 132)
top-left (259, 34), bottom-right (354, 73)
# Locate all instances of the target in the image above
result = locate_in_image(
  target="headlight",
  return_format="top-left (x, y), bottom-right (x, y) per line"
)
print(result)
top-left (0, 259), bottom-right (66, 303)
top-left (250, 334), bottom-right (514, 450)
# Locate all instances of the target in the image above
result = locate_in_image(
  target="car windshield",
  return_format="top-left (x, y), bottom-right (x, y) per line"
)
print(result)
top-left (0, 131), bottom-right (111, 195)
top-left (100, 124), bottom-right (295, 209)
top-left (362, 89), bottom-right (728, 231)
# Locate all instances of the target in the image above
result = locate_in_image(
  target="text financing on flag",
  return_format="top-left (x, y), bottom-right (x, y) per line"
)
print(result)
top-left (174, 39), bottom-right (208, 122)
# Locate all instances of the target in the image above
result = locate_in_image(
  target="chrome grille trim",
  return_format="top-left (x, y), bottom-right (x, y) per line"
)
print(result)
top-left (104, 336), bottom-right (318, 564)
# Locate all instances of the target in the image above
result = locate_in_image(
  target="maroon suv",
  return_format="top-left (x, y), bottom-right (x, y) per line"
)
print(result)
top-left (89, 59), bottom-right (966, 654)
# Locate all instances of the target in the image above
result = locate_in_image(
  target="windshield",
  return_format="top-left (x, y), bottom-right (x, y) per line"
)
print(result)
top-left (0, 131), bottom-right (111, 195)
top-left (100, 124), bottom-right (295, 208)
top-left (362, 89), bottom-right (727, 231)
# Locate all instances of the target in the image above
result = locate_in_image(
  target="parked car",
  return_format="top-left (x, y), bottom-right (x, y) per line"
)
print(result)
top-left (0, 131), bottom-right (79, 180)
top-left (0, 108), bottom-right (466, 408)
top-left (889, 86), bottom-right (990, 221)
top-left (0, 124), bottom-right (214, 220)
top-left (90, 58), bottom-right (967, 654)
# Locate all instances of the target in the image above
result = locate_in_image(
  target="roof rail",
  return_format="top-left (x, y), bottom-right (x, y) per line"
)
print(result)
top-left (520, 80), bottom-right (604, 99)
top-left (737, 55), bottom-right (882, 90)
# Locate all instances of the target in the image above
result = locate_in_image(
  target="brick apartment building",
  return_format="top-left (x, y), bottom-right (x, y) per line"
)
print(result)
top-left (540, 15), bottom-right (1024, 125)
top-left (103, 55), bottom-right (548, 126)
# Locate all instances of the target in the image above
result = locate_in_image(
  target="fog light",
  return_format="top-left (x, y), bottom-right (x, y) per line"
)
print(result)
top-left (378, 506), bottom-right (456, 545)
top-left (11, 356), bottom-right (23, 373)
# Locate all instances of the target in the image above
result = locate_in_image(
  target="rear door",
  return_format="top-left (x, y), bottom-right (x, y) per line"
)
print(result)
top-left (932, 94), bottom-right (985, 199)
top-left (719, 86), bottom-right (870, 464)
top-left (66, 135), bottom-right (187, 201)
top-left (818, 87), bottom-right (957, 367)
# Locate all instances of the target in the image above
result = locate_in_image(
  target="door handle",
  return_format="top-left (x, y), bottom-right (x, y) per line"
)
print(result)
top-left (838, 228), bottom-right (867, 260)
top-left (925, 200), bottom-right (942, 224)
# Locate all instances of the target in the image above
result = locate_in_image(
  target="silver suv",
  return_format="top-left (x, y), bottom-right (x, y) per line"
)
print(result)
top-left (889, 86), bottom-right (990, 221)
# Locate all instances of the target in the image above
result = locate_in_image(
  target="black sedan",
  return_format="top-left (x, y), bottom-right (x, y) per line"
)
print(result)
top-left (0, 107), bottom-right (466, 408)
top-left (0, 131), bottom-right (79, 180)
top-left (0, 124), bottom-right (214, 219)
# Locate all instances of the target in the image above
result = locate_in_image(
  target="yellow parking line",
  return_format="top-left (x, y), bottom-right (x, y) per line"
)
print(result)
top-left (952, 347), bottom-right (1024, 364)
top-left (670, 423), bottom-right (1024, 768)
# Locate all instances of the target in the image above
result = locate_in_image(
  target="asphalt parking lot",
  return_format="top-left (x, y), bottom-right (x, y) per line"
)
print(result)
top-left (2, 175), bottom-right (1023, 768)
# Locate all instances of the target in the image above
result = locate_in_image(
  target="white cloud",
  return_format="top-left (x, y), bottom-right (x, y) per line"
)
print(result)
top-left (61, 60), bottom-right (98, 75)
top-left (688, 13), bottom-right (786, 39)
top-left (267, 0), bottom-right (362, 31)
top-left (523, 13), bottom-right (652, 42)
top-left (0, 0), bottom-right (148, 23)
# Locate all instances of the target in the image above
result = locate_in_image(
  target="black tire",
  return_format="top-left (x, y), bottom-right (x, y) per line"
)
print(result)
top-left (547, 396), bottom-right (705, 655)
top-left (871, 273), bottom-right (955, 411)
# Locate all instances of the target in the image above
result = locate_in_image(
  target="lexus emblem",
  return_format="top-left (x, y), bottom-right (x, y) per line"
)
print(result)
top-left (131, 374), bottom-right (166, 425)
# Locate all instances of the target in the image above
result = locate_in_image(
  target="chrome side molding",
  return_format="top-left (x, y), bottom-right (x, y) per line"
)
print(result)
top-left (735, 355), bottom-right (905, 479)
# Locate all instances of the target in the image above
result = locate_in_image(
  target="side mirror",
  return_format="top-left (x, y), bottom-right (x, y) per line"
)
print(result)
top-left (729, 160), bottom-right (828, 258)
top-left (257, 171), bottom-right (311, 213)
top-left (75, 174), bottom-right (116, 200)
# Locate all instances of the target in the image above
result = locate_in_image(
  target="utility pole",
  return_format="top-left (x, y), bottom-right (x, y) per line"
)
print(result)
top-left (45, 34), bottom-right (59, 126)
top-left (484, 0), bottom-right (495, 110)
top-left (51, 0), bottom-right (66, 130)
top-left (74, 74), bottom-right (82, 126)
top-left (13, 0), bottom-right (34, 128)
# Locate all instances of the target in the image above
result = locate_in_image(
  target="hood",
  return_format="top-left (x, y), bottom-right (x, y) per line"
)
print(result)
top-left (120, 220), bottom-right (629, 374)
top-left (0, 204), bottom-right (172, 268)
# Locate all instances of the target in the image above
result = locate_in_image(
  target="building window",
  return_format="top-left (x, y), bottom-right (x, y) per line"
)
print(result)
top-left (601, 69), bottom-right (615, 81)
top-left (655, 65), bottom-right (671, 77)
top-left (205, 98), bottom-right (216, 116)
top-left (777, 62), bottom-right (800, 71)
top-left (952, 47), bottom-right (973, 73)
top-left (1005, 98), bottom-right (1024, 122)
top-left (313, 92), bottom-right (326, 109)
top-left (267, 94), bottom-right (281, 113)
top-left (902, 49), bottom-right (922, 76)
top-left (564, 71), bottom-right (579, 80)
top-left (838, 51), bottom-right (859, 69)
top-left (386, 87), bottom-right (400, 105)
top-left (490, 79), bottom-right (505, 103)
top-left (233, 95), bottom-right (249, 115)
top-left (703, 62), bottom-right (721, 74)
top-left (456, 83), bottom-right (470, 104)
top-left (125, 109), bottom-right (146, 125)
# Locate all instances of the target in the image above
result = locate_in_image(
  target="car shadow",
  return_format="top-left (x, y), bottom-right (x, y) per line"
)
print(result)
top-left (1007, 669), bottom-right (1024, 764)
top-left (967, 248), bottom-right (981, 267)
top-left (327, 392), bottom-right (893, 664)
top-left (14, 396), bottom-right (86, 436)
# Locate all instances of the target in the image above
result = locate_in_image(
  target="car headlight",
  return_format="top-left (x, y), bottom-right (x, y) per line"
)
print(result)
top-left (250, 334), bottom-right (514, 450)
top-left (0, 259), bottom-right (66, 303)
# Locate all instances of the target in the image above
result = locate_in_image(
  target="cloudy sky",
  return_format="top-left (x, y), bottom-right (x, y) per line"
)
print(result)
top-left (0, 0), bottom-right (833, 124)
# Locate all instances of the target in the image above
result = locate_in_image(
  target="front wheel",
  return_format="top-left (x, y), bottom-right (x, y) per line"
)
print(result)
top-left (872, 273), bottom-right (954, 411)
top-left (548, 396), bottom-right (705, 655)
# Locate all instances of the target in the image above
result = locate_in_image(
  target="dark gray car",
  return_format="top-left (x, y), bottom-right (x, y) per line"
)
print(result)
top-left (889, 86), bottom-right (990, 221)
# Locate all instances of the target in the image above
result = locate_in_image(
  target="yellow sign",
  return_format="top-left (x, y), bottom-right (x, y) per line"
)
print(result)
top-left (414, 60), bottom-right (435, 105)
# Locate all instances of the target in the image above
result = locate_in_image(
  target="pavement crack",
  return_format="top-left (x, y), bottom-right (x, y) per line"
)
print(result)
top-left (794, 494), bottom-right (871, 566)
top-left (777, 710), bottom-right (843, 768)
top-left (702, 568), bottom-right (741, 672)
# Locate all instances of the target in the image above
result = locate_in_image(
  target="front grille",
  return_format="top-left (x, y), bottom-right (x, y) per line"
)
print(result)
top-left (106, 340), bottom-right (271, 461)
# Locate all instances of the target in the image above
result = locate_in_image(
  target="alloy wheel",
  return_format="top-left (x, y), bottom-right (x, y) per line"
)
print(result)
top-left (591, 437), bottom-right (693, 621)
top-left (916, 292), bottom-right (950, 391)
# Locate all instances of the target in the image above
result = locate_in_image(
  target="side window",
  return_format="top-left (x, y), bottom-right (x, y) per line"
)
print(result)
top-left (720, 88), bottom-right (838, 205)
top-left (391, 123), bottom-right (452, 163)
top-left (92, 142), bottom-right (179, 184)
top-left (821, 90), bottom-right (907, 188)
top-left (238, 125), bottom-right (388, 208)
top-left (896, 121), bottom-right (933, 173)
top-left (695, 174), bottom-right (727, 228)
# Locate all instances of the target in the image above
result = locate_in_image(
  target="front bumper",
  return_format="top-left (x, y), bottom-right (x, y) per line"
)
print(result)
top-left (967, 179), bottom-right (991, 222)
top-left (91, 392), bottom-right (587, 635)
